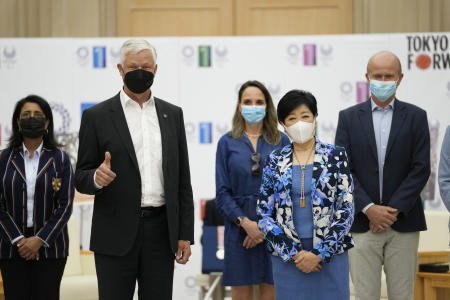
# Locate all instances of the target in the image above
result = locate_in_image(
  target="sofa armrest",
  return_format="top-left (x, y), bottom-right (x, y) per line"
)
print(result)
top-left (80, 251), bottom-right (96, 275)
top-left (420, 211), bottom-right (450, 251)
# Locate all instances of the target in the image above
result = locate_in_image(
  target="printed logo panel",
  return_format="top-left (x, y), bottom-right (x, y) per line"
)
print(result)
top-left (199, 122), bottom-right (212, 144)
top-left (406, 35), bottom-right (450, 70)
top-left (93, 46), bottom-right (106, 68)
top-left (198, 46), bottom-right (211, 67)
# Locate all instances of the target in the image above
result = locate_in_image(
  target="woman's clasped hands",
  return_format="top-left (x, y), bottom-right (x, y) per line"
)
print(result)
top-left (293, 250), bottom-right (322, 274)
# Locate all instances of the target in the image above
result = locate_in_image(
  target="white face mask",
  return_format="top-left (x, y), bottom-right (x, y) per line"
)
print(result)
top-left (284, 119), bottom-right (315, 144)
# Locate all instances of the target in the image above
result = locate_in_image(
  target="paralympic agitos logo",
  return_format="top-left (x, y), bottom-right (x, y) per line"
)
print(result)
top-left (407, 34), bottom-right (450, 70)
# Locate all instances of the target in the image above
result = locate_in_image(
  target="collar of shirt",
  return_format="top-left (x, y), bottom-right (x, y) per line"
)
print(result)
top-left (370, 97), bottom-right (395, 112)
top-left (23, 141), bottom-right (43, 159)
top-left (120, 88), bottom-right (154, 111)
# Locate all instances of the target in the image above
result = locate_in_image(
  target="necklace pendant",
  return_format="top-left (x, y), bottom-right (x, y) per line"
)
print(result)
top-left (300, 196), bottom-right (306, 208)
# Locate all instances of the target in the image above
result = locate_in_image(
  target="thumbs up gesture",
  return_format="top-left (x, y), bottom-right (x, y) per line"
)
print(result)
top-left (94, 152), bottom-right (117, 187)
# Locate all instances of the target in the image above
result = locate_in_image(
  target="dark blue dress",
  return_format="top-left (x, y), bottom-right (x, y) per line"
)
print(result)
top-left (215, 132), bottom-right (290, 286)
top-left (271, 165), bottom-right (350, 300)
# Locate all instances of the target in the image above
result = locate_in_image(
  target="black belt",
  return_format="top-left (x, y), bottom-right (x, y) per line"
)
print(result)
top-left (140, 205), bottom-right (165, 218)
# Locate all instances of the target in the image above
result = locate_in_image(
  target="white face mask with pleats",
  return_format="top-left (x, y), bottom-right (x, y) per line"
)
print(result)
top-left (284, 119), bottom-right (315, 144)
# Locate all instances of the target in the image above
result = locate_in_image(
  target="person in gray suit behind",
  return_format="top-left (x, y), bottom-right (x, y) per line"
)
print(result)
top-left (438, 125), bottom-right (450, 232)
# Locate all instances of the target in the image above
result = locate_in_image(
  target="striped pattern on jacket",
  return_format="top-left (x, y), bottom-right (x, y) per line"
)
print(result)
top-left (0, 146), bottom-right (74, 259)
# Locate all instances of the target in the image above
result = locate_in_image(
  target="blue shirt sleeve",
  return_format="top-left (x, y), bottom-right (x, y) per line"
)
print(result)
top-left (215, 135), bottom-right (245, 223)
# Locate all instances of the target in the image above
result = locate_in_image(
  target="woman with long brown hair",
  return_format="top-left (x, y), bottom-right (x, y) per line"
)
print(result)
top-left (215, 80), bottom-right (289, 299)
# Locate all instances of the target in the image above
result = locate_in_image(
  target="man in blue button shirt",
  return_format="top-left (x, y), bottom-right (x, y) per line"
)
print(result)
top-left (336, 51), bottom-right (430, 300)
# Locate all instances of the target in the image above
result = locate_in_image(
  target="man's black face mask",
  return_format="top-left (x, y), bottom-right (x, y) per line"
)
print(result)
top-left (124, 69), bottom-right (154, 94)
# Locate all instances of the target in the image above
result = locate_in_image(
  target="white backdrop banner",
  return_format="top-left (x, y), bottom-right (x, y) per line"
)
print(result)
top-left (1, 33), bottom-right (449, 298)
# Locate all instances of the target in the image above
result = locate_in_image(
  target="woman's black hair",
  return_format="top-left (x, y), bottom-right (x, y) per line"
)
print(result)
top-left (8, 95), bottom-right (58, 150)
top-left (277, 90), bottom-right (318, 124)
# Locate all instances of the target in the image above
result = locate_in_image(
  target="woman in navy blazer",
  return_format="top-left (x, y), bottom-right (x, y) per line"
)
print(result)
top-left (0, 95), bottom-right (74, 300)
top-left (257, 90), bottom-right (354, 300)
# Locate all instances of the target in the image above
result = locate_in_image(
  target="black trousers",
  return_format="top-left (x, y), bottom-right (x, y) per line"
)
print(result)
top-left (95, 209), bottom-right (175, 300)
top-left (0, 257), bottom-right (67, 300)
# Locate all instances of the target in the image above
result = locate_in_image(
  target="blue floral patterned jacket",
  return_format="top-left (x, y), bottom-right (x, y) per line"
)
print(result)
top-left (257, 139), bottom-right (354, 263)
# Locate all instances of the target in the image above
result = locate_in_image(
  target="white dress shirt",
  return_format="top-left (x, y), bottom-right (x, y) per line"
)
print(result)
top-left (11, 142), bottom-right (44, 245)
top-left (24, 142), bottom-right (43, 227)
top-left (119, 89), bottom-right (165, 207)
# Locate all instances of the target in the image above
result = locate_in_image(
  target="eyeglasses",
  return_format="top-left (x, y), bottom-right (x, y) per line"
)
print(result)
top-left (251, 152), bottom-right (261, 176)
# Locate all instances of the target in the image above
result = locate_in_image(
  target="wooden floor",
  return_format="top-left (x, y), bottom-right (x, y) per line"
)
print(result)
top-left (0, 272), bottom-right (4, 300)
top-left (0, 274), bottom-right (5, 300)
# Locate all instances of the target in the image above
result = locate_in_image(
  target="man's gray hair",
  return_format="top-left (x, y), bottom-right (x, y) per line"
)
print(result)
top-left (119, 39), bottom-right (157, 65)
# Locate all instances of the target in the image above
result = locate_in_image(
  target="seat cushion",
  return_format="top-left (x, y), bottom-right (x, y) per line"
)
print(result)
top-left (60, 275), bottom-right (98, 300)
top-left (63, 217), bottom-right (82, 276)
top-left (419, 210), bottom-right (449, 251)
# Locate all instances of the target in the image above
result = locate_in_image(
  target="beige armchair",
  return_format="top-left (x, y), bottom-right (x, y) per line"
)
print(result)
top-left (60, 217), bottom-right (98, 300)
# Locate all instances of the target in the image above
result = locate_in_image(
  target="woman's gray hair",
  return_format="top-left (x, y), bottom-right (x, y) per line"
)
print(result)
top-left (119, 39), bottom-right (157, 65)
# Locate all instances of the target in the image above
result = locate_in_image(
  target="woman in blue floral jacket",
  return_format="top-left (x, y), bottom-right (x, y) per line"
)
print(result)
top-left (257, 90), bottom-right (354, 300)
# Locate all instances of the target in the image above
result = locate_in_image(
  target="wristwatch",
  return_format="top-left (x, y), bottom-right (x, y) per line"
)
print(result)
top-left (235, 216), bottom-right (245, 226)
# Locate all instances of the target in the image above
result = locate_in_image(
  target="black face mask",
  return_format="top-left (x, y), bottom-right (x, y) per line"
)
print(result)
top-left (20, 117), bottom-right (46, 139)
top-left (124, 69), bottom-right (154, 94)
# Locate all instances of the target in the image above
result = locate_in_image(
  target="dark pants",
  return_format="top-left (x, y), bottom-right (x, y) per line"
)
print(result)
top-left (95, 207), bottom-right (175, 300)
top-left (0, 257), bottom-right (67, 300)
top-left (0, 227), bottom-right (67, 300)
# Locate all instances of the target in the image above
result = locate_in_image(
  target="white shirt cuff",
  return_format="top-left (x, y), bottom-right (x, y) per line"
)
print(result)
top-left (11, 235), bottom-right (24, 245)
top-left (362, 203), bottom-right (375, 214)
top-left (36, 236), bottom-right (49, 248)
top-left (93, 170), bottom-right (103, 190)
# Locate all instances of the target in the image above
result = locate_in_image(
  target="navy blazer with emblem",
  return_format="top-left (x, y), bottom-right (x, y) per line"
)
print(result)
top-left (0, 146), bottom-right (74, 259)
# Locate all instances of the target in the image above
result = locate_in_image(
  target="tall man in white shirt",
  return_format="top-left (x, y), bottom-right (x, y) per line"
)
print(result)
top-left (75, 39), bottom-right (194, 300)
